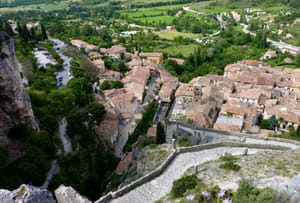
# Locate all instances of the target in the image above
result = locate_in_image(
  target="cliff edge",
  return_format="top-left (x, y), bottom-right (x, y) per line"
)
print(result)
top-left (0, 31), bottom-right (38, 146)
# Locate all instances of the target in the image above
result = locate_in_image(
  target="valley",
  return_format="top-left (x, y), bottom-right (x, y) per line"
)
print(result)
top-left (0, 0), bottom-right (300, 202)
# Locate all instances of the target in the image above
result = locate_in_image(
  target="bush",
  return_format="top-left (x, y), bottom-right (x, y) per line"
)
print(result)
top-left (233, 180), bottom-right (276, 203)
top-left (0, 147), bottom-right (9, 168)
top-left (219, 153), bottom-right (238, 162)
top-left (171, 174), bottom-right (199, 198)
top-left (220, 161), bottom-right (241, 172)
top-left (178, 138), bottom-right (192, 147)
top-left (123, 102), bottom-right (158, 152)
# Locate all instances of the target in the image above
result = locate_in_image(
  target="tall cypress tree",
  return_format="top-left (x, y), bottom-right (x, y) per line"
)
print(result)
top-left (30, 27), bottom-right (36, 41)
top-left (3, 22), bottom-right (14, 36)
top-left (156, 122), bottom-right (166, 144)
top-left (41, 24), bottom-right (48, 40)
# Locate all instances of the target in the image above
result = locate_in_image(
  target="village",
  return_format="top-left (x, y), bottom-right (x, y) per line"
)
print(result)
top-left (69, 38), bottom-right (300, 175)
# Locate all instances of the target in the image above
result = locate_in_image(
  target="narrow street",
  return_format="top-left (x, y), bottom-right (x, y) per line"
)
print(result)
top-left (143, 73), bottom-right (160, 105)
top-left (153, 102), bottom-right (169, 124)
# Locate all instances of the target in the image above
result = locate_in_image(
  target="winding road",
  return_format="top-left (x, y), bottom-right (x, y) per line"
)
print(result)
top-left (241, 23), bottom-right (300, 54)
top-left (58, 117), bottom-right (73, 154)
top-left (183, 6), bottom-right (299, 54)
top-left (183, 6), bottom-right (226, 43)
top-left (50, 39), bottom-right (73, 86)
top-left (41, 117), bottom-right (73, 189)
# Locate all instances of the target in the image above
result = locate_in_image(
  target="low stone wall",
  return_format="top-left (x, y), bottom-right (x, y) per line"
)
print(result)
top-left (168, 121), bottom-right (300, 146)
top-left (177, 141), bottom-right (290, 153)
top-left (95, 151), bottom-right (177, 203)
top-left (96, 139), bottom-right (295, 203)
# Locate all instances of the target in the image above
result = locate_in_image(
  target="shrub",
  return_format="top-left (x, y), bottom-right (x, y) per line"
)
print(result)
top-left (220, 161), bottom-right (241, 172)
top-left (156, 121), bottom-right (166, 144)
top-left (149, 144), bottom-right (158, 149)
top-left (219, 153), bottom-right (238, 162)
top-left (171, 174), bottom-right (199, 198)
top-left (233, 180), bottom-right (276, 203)
top-left (178, 138), bottom-right (192, 147)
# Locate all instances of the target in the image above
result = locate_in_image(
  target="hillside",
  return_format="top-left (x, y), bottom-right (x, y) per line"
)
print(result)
top-left (197, 0), bottom-right (300, 8)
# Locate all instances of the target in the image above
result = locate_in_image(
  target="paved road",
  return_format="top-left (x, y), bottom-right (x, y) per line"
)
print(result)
top-left (241, 23), bottom-right (300, 54)
top-left (110, 147), bottom-right (269, 203)
top-left (184, 6), bottom-right (299, 54)
top-left (41, 160), bottom-right (59, 189)
top-left (58, 117), bottom-right (73, 153)
top-left (183, 6), bottom-right (225, 43)
top-left (50, 39), bottom-right (73, 86)
top-left (183, 6), bottom-right (205, 15)
top-left (33, 48), bottom-right (56, 68)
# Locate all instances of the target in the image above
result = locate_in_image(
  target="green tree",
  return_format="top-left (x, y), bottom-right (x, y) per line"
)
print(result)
top-left (48, 90), bottom-right (75, 115)
top-left (67, 78), bottom-right (92, 106)
top-left (296, 125), bottom-right (300, 136)
top-left (156, 122), bottom-right (165, 144)
top-left (296, 52), bottom-right (300, 66)
top-left (100, 80), bottom-right (112, 90)
top-left (0, 147), bottom-right (9, 168)
top-left (86, 102), bottom-right (106, 126)
top-left (30, 27), bottom-right (36, 41)
top-left (171, 174), bottom-right (199, 198)
top-left (268, 115), bottom-right (278, 130)
top-left (111, 80), bottom-right (124, 89)
top-left (287, 125), bottom-right (295, 136)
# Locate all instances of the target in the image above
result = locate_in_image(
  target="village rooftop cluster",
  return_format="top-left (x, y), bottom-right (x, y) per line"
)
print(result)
top-left (70, 38), bottom-right (300, 174)
top-left (171, 60), bottom-right (300, 136)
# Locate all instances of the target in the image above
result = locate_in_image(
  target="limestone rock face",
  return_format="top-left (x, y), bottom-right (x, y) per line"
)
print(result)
top-left (0, 31), bottom-right (38, 146)
top-left (0, 184), bottom-right (55, 203)
top-left (55, 185), bottom-right (92, 203)
top-left (279, 173), bottom-right (300, 202)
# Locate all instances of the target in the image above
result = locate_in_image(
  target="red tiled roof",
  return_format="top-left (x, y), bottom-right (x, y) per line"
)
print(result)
top-left (116, 152), bottom-right (133, 175)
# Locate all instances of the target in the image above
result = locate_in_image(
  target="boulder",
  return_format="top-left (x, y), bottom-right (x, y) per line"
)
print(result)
top-left (55, 185), bottom-right (91, 203)
top-left (278, 173), bottom-right (300, 202)
top-left (0, 184), bottom-right (55, 203)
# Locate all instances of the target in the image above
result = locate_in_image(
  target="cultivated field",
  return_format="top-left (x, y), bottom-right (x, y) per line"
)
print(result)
top-left (157, 30), bottom-right (201, 40)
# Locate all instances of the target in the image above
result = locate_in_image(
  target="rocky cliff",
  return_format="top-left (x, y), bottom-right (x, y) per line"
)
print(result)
top-left (55, 185), bottom-right (92, 203)
top-left (0, 184), bottom-right (55, 203)
top-left (0, 31), bottom-right (38, 146)
top-left (0, 184), bottom-right (91, 203)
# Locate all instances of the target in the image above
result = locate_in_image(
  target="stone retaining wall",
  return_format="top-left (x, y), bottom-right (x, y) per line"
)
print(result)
top-left (96, 139), bottom-right (295, 203)
top-left (176, 141), bottom-right (290, 153)
top-left (95, 151), bottom-right (177, 203)
top-left (167, 121), bottom-right (300, 146)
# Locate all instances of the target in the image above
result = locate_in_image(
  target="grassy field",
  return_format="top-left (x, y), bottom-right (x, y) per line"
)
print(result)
top-left (21, 2), bottom-right (69, 10)
top-left (192, 0), bottom-right (216, 9)
top-left (285, 25), bottom-right (300, 46)
top-left (157, 30), bottom-right (201, 40)
top-left (119, 4), bottom-right (188, 26)
top-left (203, 7), bottom-right (230, 14)
top-left (0, 0), bottom-right (72, 12)
top-left (137, 16), bottom-right (176, 25)
top-left (154, 43), bottom-right (199, 57)
top-left (122, 0), bottom-right (190, 6)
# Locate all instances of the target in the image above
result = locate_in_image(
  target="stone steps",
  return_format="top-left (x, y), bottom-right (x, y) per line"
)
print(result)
top-left (110, 147), bottom-right (267, 203)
